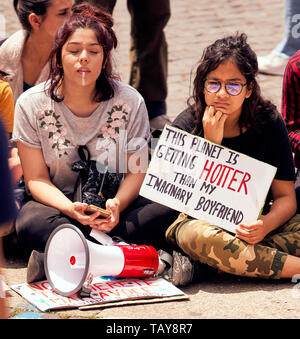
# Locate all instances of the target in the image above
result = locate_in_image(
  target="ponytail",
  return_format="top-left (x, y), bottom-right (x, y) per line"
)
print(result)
top-left (13, 0), bottom-right (52, 33)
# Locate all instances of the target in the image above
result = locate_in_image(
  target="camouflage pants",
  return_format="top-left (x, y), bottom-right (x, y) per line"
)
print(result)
top-left (165, 213), bottom-right (300, 279)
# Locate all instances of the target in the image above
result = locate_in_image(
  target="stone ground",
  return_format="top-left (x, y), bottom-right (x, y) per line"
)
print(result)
top-left (2, 0), bottom-right (300, 320)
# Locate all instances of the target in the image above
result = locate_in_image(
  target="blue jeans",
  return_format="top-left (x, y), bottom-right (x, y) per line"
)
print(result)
top-left (274, 0), bottom-right (300, 57)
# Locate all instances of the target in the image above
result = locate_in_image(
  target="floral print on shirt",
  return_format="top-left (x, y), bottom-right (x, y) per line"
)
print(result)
top-left (97, 101), bottom-right (130, 147)
top-left (37, 109), bottom-right (72, 158)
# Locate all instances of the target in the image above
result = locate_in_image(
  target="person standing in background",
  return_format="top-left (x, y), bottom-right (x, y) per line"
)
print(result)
top-left (258, 0), bottom-right (300, 76)
top-left (75, 0), bottom-right (171, 130)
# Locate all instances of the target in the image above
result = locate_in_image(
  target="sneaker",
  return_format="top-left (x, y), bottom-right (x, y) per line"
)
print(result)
top-left (26, 250), bottom-right (46, 284)
top-left (257, 52), bottom-right (289, 76)
top-left (150, 114), bottom-right (172, 130)
top-left (166, 250), bottom-right (194, 286)
top-left (165, 250), bottom-right (215, 286)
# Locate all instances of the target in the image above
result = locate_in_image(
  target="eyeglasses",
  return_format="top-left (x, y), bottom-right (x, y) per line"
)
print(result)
top-left (204, 79), bottom-right (247, 96)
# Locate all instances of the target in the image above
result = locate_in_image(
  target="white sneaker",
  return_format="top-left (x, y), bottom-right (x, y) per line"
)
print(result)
top-left (150, 114), bottom-right (172, 130)
top-left (257, 52), bottom-right (289, 76)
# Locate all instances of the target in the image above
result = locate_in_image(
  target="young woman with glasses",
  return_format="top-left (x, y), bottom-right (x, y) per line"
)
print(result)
top-left (165, 33), bottom-right (300, 283)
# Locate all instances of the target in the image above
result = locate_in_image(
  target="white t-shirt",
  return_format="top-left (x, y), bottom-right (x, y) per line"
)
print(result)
top-left (13, 80), bottom-right (151, 195)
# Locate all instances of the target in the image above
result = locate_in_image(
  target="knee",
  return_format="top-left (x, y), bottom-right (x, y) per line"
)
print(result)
top-left (15, 201), bottom-right (62, 251)
top-left (15, 201), bottom-right (39, 237)
top-left (177, 220), bottom-right (228, 258)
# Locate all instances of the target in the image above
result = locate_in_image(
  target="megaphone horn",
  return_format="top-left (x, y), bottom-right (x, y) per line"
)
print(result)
top-left (44, 224), bottom-right (159, 297)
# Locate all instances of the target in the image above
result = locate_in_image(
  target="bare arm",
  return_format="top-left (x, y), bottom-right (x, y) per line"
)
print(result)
top-left (17, 142), bottom-right (103, 226)
top-left (18, 141), bottom-right (73, 212)
top-left (8, 147), bottom-right (23, 185)
top-left (261, 179), bottom-right (297, 233)
top-left (91, 148), bottom-right (148, 232)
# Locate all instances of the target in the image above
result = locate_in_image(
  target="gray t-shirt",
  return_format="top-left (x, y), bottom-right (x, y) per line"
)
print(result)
top-left (13, 80), bottom-right (151, 195)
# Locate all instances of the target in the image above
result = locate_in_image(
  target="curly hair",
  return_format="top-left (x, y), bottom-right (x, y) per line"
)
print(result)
top-left (188, 33), bottom-right (277, 135)
top-left (48, 3), bottom-right (119, 103)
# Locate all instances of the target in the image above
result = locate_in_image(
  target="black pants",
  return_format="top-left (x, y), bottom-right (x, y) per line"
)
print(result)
top-left (15, 196), bottom-right (179, 253)
top-left (75, 0), bottom-right (170, 119)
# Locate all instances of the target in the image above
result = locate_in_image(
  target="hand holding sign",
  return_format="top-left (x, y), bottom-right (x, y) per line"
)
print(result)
top-left (235, 218), bottom-right (267, 245)
top-left (140, 125), bottom-right (277, 234)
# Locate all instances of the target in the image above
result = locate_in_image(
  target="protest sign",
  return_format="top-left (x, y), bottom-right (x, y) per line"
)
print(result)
top-left (11, 277), bottom-right (187, 312)
top-left (140, 125), bottom-right (277, 233)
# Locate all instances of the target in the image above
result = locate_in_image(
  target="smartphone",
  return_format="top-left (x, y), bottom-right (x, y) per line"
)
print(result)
top-left (86, 204), bottom-right (111, 218)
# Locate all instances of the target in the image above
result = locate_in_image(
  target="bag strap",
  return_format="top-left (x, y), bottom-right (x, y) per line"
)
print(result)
top-left (72, 145), bottom-right (90, 202)
top-left (77, 145), bottom-right (90, 162)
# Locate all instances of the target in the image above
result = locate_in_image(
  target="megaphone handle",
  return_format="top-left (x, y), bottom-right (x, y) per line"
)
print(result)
top-left (90, 229), bottom-right (114, 245)
top-left (78, 283), bottom-right (92, 298)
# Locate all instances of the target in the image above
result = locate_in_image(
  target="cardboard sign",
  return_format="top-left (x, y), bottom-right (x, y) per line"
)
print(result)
top-left (140, 125), bottom-right (277, 233)
top-left (11, 277), bottom-right (187, 312)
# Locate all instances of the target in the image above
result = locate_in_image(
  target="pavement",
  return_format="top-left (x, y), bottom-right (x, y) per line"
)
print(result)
top-left (2, 0), bottom-right (300, 320)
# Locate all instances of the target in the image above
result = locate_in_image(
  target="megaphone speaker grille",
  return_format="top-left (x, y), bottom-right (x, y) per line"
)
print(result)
top-left (44, 224), bottom-right (90, 296)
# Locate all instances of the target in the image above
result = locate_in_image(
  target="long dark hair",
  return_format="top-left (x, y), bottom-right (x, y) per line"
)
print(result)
top-left (188, 33), bottom-right (276, 135)
top-left (48, 3), bottom-right (119, 103)
top-left (14, 0), bottom-right (52, 33)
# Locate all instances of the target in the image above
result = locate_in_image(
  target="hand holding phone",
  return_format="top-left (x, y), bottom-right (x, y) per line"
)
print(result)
top-left (85, 204), bottom-right (111, 218)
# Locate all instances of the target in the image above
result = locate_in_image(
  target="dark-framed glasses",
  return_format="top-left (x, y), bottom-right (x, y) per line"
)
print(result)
top-left (204, 79), bottom-right (247, 96)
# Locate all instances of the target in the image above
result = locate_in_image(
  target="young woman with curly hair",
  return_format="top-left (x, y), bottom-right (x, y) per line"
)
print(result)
top-left (166, 33), bottom-right (300, 283)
